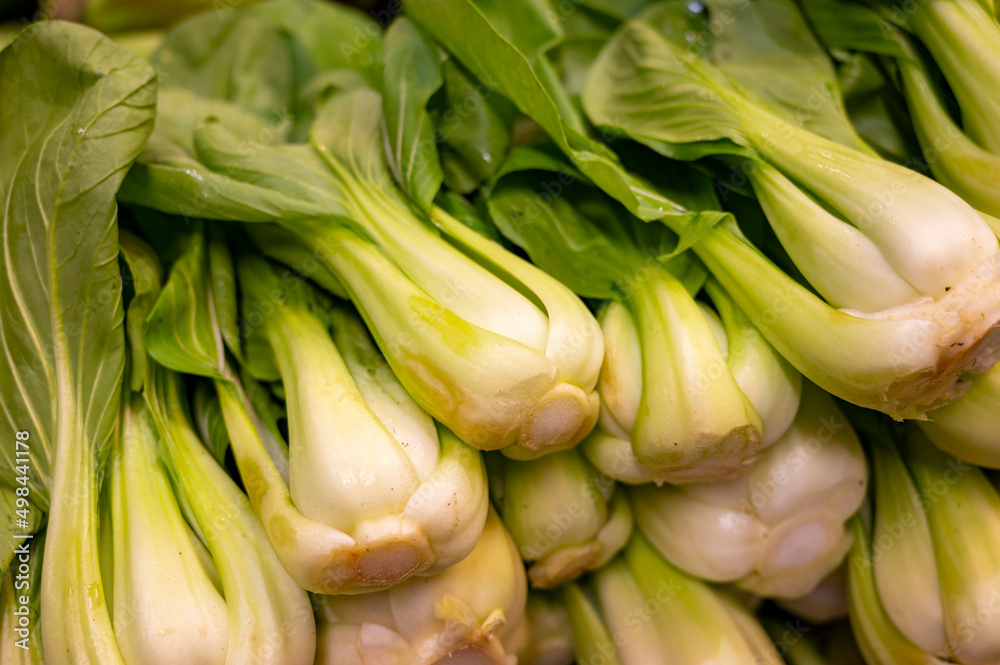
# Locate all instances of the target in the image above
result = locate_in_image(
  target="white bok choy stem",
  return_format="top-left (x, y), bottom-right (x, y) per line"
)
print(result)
top-left (110, 397), bottom-right (228, 665)
top-left (313, 507), bottom-right (528, 665)
top-left (630, 383), bottom-right (866, 599)
top-left (852, 426), bottom-right (1000, 664)
top-left (560, 534), bottom-right (786, 665)
top-left (233, 254), bottom-right (489, 592)
top-left (144, 365), bottom-right (315, 665)
top-left (489, 448), bottom-right (632, 588)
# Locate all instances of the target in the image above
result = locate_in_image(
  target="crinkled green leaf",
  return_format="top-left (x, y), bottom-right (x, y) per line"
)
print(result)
top-left (145, 227), bottom-right (224, 379)
top-left (702, 0), bottom-right (867, 149)
top-left (434, 57), bottom-right (517, 193)
top-left (486, 144), bottom-right (705, 299)
top-left (382, 17), bottom-right (445, 210)
top-left (309, 86), bottom-right (396, 190)
top-left (406, 0), bottom-right (706, 223)
top-left (249, 0), bottom-right (385, 91)
top-left (0, 22), bottom-right (156, 665)
top-left (151, 10), bottom-right (295, 124)
top-left (119, 88), bottom-right (313, 222)
top-left (121, 113), bottom-right (347, 223)
top-left (0, 21), bottom-right (155, 507)
top-left (146, 87), bottom-right (285, 159)
top-left (582, 3), bottom-right (754, 160)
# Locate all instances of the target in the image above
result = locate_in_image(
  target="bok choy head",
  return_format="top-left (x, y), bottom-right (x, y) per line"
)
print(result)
top-left (236, 252), bottom-right (489, 589)
top-left (630, 383), bottom-right (867, 600)
top-left (488, 447), bottom-right (633, 588)
top-left (576, 0), bottom-right (1000, 419)
top-left (848, 425), bottom-right (1000, 665)
top-left (140, 363), bottom-right (316, 665)
top-left (486, 146), bottom-right (801, 483)
top-left (109, 232), bottom-right (228, 665)
top-left (118, 3), bottom-right (604, 456)
top-left (139, 218), bottom-right (489, 594)
top-left (113, 228), bottom-right (316, 665)
top-left (109, 394), bottom-right (229, 665)
top-left (559, 534), bottom-right (787, 665)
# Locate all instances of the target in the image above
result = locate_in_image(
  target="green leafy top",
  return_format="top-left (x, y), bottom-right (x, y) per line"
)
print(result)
top-left (152, 11), bottom-right (295, 123)
top-left (405, 0), bottom-right (725, 227)
top-left (701, 0), bottom-right (867, 150)
top-left (381, 16), bottom-right (517, 205)
top-left (582, 0), bottom-right (869, 162)
top-left (797, 0), bottom-right (910, 59)
top-left (0, 22), bottom-right (156, 509)
top-left (249, 0), bottom-right (384, 91)
top-left (382, 17), bottom-right (445, 210)
top-left (485, 144), bottom-right (705, 300)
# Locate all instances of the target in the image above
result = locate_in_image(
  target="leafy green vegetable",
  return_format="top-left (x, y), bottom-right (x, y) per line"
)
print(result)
top-left (0, 21), bottom-right (156, 665)
top-left (248, 0), bottom-right (384, 92)
top-left (145, 227), bottom-right (225, 378)
top-left (700, 0), bottom-right (870, 151)
top-left (151, 10), bottom-right (295, 124)
top-left (123, 69), bottom-right (604, 454)
top-left (851, 427), bottom-right (1000, 664)
top-left (486, 146), bottom-right (801, 482)
top-left (382, 17), bottom-right (445, 209)
top-left (110, 396), bottom-right (228, 665)
top-left (142, 221), bottom-right (491, 593)
top-left (631, 383), bottom-right (865, 599)
top-left (405, 0), bottom-right (728, 232)
top-left (561, 534), bottom-right (786, 664)
top-left (143, 364), bottom-right (315, 665)
top-left (489, 448), bottom-right (633, 588)
top-left (434, 57), bottom-right (517, 193)
top-left (236, 253), bottom-right (490, 588)
top-left (580, 0), bottom-right (1000, 418)
top-left (313, 507), bottom-right (528, 664)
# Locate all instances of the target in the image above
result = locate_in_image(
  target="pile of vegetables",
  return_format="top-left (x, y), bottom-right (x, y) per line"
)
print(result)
top-left (2, 0), bottom-right (1000, 662)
